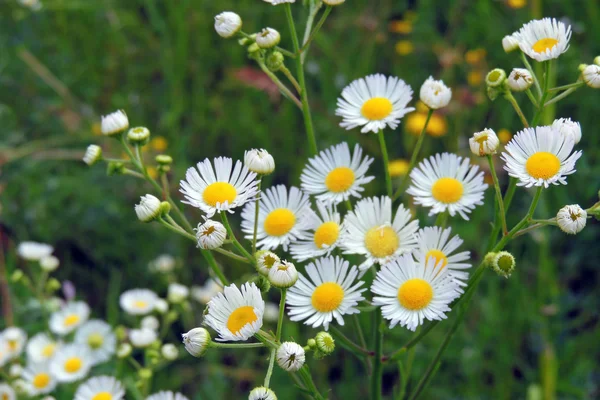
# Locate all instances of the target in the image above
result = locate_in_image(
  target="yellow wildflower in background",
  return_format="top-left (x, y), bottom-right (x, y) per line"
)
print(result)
top-left (468, 71), bottom-right (484, 86)
top-left (406, 112), bottom-right (448, 137)
top-left (507, 0), bottom-right (526, 9)
top-left (147, 166), bottom-right (159, 179)
top-left (465, 48), bottom-right (486, 65)
top-left (151, 136), bottom-right (169, 152)
top-left (388, 159), bottom-right (410, 177)
top-left (395, 40), bottom-right (414, 55)
top-left (389, 20), bottom-right (412, 34)
top-left (498, 129), bottom-right (512, 144)
top-left (92, 122), bottom-right (102, 136)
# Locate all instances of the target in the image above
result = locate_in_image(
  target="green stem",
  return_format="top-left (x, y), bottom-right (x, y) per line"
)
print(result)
top-left (345, 199), bottom-right (353, 212)
top-left (329, 326), bottom-right (371, 357)
top-left (531, 61), bottom-right (551, 126)
top-left (252, 178), bottom-right (262, 255)
top-left (285, 3), bottom-right (318, 155)
top-left (123, 169), bottom-right (145, 179)
top-left (264, 348), bottom-right (277, 388)
top-left (371, 312), bottom-right (384, 400)
top-left (544, 86), bottom-right (581, 107)
top-left (213, 248), bottom-right (251, 264)
top-left (434, 211), bottom-right (448, 228)
top-left (257, 60), bottom-right (302, 109)
top-left (393, 109), bottom-right (433, 200)
top-left (210, 342), bottom-right (265, 349)
top-left (220, 213), bottom-right (254, 263)
top-left (548, 81), bottom-right (584, 92)
top-left (521, 52), bottom-right (542, 97)
top-left (280, 65), bottom-right (302, 94)
top-left (353, 315), bottom-right (372, 372)
top-left (525, 88), bottom-right (538, 107)
top-left (158, 218), bottom-right (196, 242)
top-left (504, 91), bottom-right (529, 128)
top-left (276, 289), bottom-right (287, 342)
top-left (378, 130), bottom-right (393, 198)
top-left (299, 366), bottom-right (324, 400)
top-left (300, 6), bottom-right (332, 55)
top-left (487, 155), bottom-right (508, 235)
top-left (385, 322), bottom-right (439, 363)
top-left (202, 250), bottom-right (229, 286)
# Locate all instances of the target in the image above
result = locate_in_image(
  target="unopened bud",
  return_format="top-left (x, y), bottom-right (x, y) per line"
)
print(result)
top-left (266, 51), bottom-right (285, 72)
top-left (486, 68), bottom-right (507, 88)
top-left (107, 161), bottom-right (125, 176)
top-left (491, 251), bottom-right (516, 278)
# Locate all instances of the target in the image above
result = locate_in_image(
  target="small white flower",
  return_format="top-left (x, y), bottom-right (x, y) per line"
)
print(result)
top-left (517, 18), bottom-right (571, 62)
top-left (101, 110), bottom-right (129, 136)
top-left (244, 149), bottom-right (275, 175)
top-left (552, 118), bottom-right (581, 144)
top-left (129, 328), bottom-right (157, 348)
top-left (323, 0), bottom-right (345, 5)
top-left (74, 320), bottom-right (116, 366)
top-left (419, 76), bottom-right (452, 109)
top-left (268, 260), bottom-right (298, 288)
top-left (149, 254), bottom-right (176, 273)
top-left (263, 0), bottom-right (295, 4)
top-left (147, 391), bottom-right (190, 400)
top-left (556, 204), bottom-right (587, 234)
top-left (256, 28), bottom-right (280, 49)
top-left (49, 344), bottom-right (92, 383)
top-left (248, 387), bottom-right (277, 400)
top-left (120, 289), bottom-right (158, 316)
top-left (161, 344), bottom-right (178, 361)
top-left (39, 255), bottom-right (59, 272)
top-left (127, 126), bottom-right (151, 143)
top-left (0, 384), bottom-right (15, 400)
top-left (116, 344), bottom-right (132, 358)
top-left (502, 34), bottom-right (520, 52)
top-left (582, 64), bottom-right (600, 89)
top-left (276, 342), bottom-right (305, 372)
top-left (49, 301), bottom-right (90, 336)
top-left (1, 327), bottom-right (27, 359)
top-left (469, 128), bottom-right (500, 156)
top-left (22, 364), bottom-right (57, 395)
top-left (195, 220), bottom-right (227, 249)
top-left (168, 283), bottom-right (190, 304)
top-left (82, 145), bottom-right (102, 166)
top-left (214, 12), bottom-right (242, 38)
top-left (135, 194), bottom-right (162, 222)
top-left (17, 241), bottom-right (53, 261)
top-left (182, 327), bottom-right (211, 357)
top-left (507, 68), bottom-right (534, 92)
top-left (191, 279), bottom-right (223, 304)
top-left (9, 364), bottom-right (23, 378)
top-left (26, 333), bottom-right (60, 364)
top-left (141, 316), bottom-right (160, 331)
top-left (290, 202), bottom-right (343, 262)
top-left (74, 376), bottom-right (125, 400)
top-left (154, 298), bottom-right (169, 314)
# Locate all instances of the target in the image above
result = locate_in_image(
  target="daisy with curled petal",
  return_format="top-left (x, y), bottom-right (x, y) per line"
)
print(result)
top-left (203, 282), bottom-right (265, 342)
top-left (407, 153), bottom-right (488, 220)
top-left (300, 142), bottom-right (375, 205)
top-left (146, 391), bottom-right (190, 400)
top-left (286, 256), bottom-right (366, 330)
top-left (336, 74), bottom-right (415, 134)
top-left (74, 376), bottom-right (125, 400)
top-left (180, 157), bottom-right (259, 218)
top-left (49, 301), bottom-right (90, 336)
top-left (241, 185), bottom-right (314, 251)
top-left (413, 227), bottom-right (471, 287)
top-left (290, 202), bottom-right (343, 262)
top-left (22, 363), bottom-right (57, 395)
top-left (516, 18), bottom-right (571, 62)
top-left (501, 126), bottom-right (582, 188)
top-left (74, 320), bottom-right (116, 366)
top-left (340, 196), bottom-right (419, 271)
top-left (371, 254), bottom-right (460, 331)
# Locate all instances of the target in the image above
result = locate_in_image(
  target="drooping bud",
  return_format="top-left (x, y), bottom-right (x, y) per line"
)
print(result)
top-left (83, 145), bottom-right (102, 166)
top-left (182, 327), bottom-right (211, 357)
top-left (276, 342), bottom-right (305, 372)
top-left (214, 12), bottom-right (242, 38)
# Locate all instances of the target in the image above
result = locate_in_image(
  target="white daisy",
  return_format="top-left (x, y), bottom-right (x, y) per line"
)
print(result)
top-left (180, 157), bottom-right (259, 218)
top-left (146, 391), bottom-right (189, 400)
top-left (22, 363), bottom-right (57, 395)
top-left (413, 227), bottom-right (471, 286)
top-left (119, 289), bottom-right (158, 316)
top-left (286, 256), bottom-right (366, 330)
top-left (204, 282), bottom-right (265, 342)
top-left (74, 320), bottom-right (116, 365)
top-left (290, 202), bottom-right (342, 262)
top-left (501, 126), bottom-right (582, 188)
top-left (49, 344), bottom-right (92, 383)
top-left (26, 333), bottom-right (60, 364)
top-left (300, 142), bottom-right (374, 205)
top-left (340, 196), bottom-right (419, 271)
top-left (407, 153), bottom-right (488, 220)
top-left (129, 328), bottom-right (158, 348)
top-left (191, 279), bottom-right (223, 304)
top-left (371, 254), bottom-right (460, 331)
top-left (336, 74), bottom-right (415, 134)
top-left (17, 241), bottom-right (53, 261)
top-left (49, 301), bottom-right (90, 336)
top-left (1, 327), bottom-right (27, 359)
top-left (74, 376), bottom-right (125, 400)
top-left (516, 18), bottom-right (571, 62)
top-left (240, 185), bottom-right (313, 251)
top-left (0, 384), bottom-right (15, 400)
top-left (168, 283), bottom-right (190, 304)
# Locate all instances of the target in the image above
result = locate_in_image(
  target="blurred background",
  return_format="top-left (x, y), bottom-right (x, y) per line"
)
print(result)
top-left (1, 0), bottom-right (599, 398)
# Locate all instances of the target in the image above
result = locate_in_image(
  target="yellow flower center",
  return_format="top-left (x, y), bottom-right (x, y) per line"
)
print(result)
top-left (425, 249), bottom-right (448, 269)
top-left (311, 282), bottom-right (344, 312)
top-left (262, 254), bottom-right (278, 269)
top-left (42, 343), bottom-right (56, 357)
top-left (325, 167), bottom-right (355, 193)
top-left (203, 182), bottom-right (237, 206)
top-left (313, 222), bottom-right (340, 249)
top-left (525, 152), bottom-right (560, 180)
top-left (388, 159), bottom-right (410, 177)
top-left (361, 97), bottom-right (393, 120)
top-left (64, 357), bottom-right (83, 373)
top-left (227, 306), bottom-right (258, 334)
top-left (532, 38), bottom-right (558, 53)
top-left (64, 314), bottom-right (80, 327)
top-left (364, 226), bottom-right (399, 258)
top-left (397, 278), bottom-right (434, 310)
top-left (2, 394), bottom-right (8, 400)
top-left (134, 300), bottom-right (148, 309)
top-left (92, 393), bottom-right (113, 400)
top-left (88, 333), bottom-right (104, 349)
top-left (264, 208), bottom-right (296, 236)
top-left (7, 340), bottom-right (17, 351)
top-left (431, 178), bottom-right (464, 204)
top-left (33, 373), bottom-right (51, 389)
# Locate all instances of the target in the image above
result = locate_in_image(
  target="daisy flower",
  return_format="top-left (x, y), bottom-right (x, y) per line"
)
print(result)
top-left (0, 384), bottom-right (15, 400)
top-left (17, 241), bottom-right (53, 261)
top-left (180, 157), bottom-right (259, 217)
top-left (287, 256), bottom-right (366, 330)
top-left (49, 301), bottom-right (90, 336)
top-left (516, 18), bottom-right (571, 62)
top-left (26, 333), bottom-right (60, 364)
top-left (22, 363), bottom-right (57, 395)
top-left (74, 376), bottom-right (125, 400)
top-left (50, 344), bottom-right (92, 383)
top-left (290, 202), bottom-right (343, 262)
top-left (204, 282), bottom-right (265, 342)
top-left (300, 142), bottom-right (374, 205)
top-left (119, 289), bottom-right (158, 316)
top-left (340, 196), bottom-right (419, 271)
top-left (1, 327), bottom-right (27, 359)
top-left (74, 320), bottom-right (116, 365)
top-left (336, 74), bottom-right (415, 134)
top-left (407, 153), bottom-right (488, 220)
top-left (240, 185), bottom-right (313, 251)
top-left (413, 227), bottom-right (471, 286)
top-left (371, 254), bottom-right (460, 331)
top-left (501, 126), bottom-right (582, 188)
top-left (146, 392), bottom-right (189, 400)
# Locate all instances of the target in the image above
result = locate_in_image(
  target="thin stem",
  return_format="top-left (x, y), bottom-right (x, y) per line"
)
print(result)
top-left (276, 289), bottom-right (287, 342)
top-left (0, 239), bottom-right (14, 326)
top-left (257, 60), bottom-right (302, 109)
top-left (299, 366), bottom-right (324, 400)
top-left (285, 3), bottom-right (318, 155)
top-left (252, 178), bottom-right (262, 255)
top-left (434, 211), bottom-right (448, 228)
top-left (385, 322), bottom-right (440, 363)
top-left (158, 218), bottom-right (196, 241)
top-left (548, 81), bottom-right (584, 92)
top-left (123, 169), bottom-right (145, 179)
top-left (329, 326), bottom-right (371, 357)
top-left (531, 61), bottom-right (551, 126)
top-left (345, 199), bottom-right (353, 212)
top-left (353, 315), bottom-right (372, 372)
top-left (371, 312), bottom-right (384, 400)
top-left (525, 88), bottom-right (538, 108)
top-left (280, 65), bottom-right (302, 94)
top-left (275, 46), bottom-right (296, 59)
top-left (203, 249), bottom-right (229, 286)
top-left (544, 86), bottom-right (580, 107)
top-left (213, 248), bottom-right (251, 264)
top-left (220, 213), bottom-right (254, 263)
top-left (300, 0), bottom-right (323, 63)
top-left (264, 348), bottom-right (277, 388)
top-left (300, 6), bottom-right (332, 55)
top-left (378, 130), bottom-right (393, 198)
top-left (210, 342), bottom-right (265, 349)
top-left (521, 52), bottom-right (542, 97)
top-left (504, 91), bottom-right (530, 128)
top-left (487, 156), bottom-right (508, 236)
top-left (393, 109), bottom-right (433, 200)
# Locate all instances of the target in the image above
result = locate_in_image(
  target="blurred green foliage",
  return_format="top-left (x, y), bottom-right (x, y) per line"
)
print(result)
top-left (1, 0), bottom-right (599, 399)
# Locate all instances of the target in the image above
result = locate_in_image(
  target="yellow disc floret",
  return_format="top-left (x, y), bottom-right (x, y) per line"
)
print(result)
top-left (227, 306), bottom-right (258, 335)
top-left (92, 393), bottom-right (113, 400)
top-left (311, 282), bottom-right (344, 312)
top-left (364, 226), bottom-right (399, 258)
top-left (33, 373), bottom-right (51, 389)
top-left (313, 222), bottom-right (340, 249)
top-left (361, 97), bottom-right (393, 120)
top-left (425, 249), bottom-right (448, 269)
top-left (532, 38), bottom-right (558, 53)
top-left (325, 167), bottom-right (355, 193)
top-left (203, 182), bottom-right (237, 206)
top-left (64, 357), bottom-right (83, 373)
top-left (431, 178), bottom-right (464, 204)
top-left (525, 152), bottom-right (560, 180)
top-left (397, 278), bottom-right (434, 310)
top-left (64, 314), bottom-right (80, 327)
top-left (264, 208), bottom-right (296, 236)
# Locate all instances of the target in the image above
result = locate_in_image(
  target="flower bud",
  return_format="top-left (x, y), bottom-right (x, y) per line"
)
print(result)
top-left (551, 118), bottom-right (581, 144)
top-left (315, 331), bottom-right (335, 355)
top-left (182, 327), bottom-right (211, 357)
top-left (486, 86), bottom-right (501, 101)
top-left (266, 51), bottom-right (285, 72)
top-left (578, 64), bottom-right (588, 73)
top-left (582, 64), bottom-right (600, 89)
top-left (507, 68), bottom-right (533, 92)
top-left (244, 148), bottom-right (275, 175)
top-left (307, 338), bottom-right (317, 349)
top-left (594, 56), bottom-right (600, 66)
top-left (117, 343), bottom-right (132, 358)
top-left (129, 327), bottom-right (158, 348)
top-left (107, 161), bottom-right (125, 176)
top-left (469, 128), bottom-right (500, 156)
top-left (194, 220), bottom-right (227, 249)
top-left (161, 343), bottom-right (178, 361)
top-left (556, 204), bottom-right (587, 235)
top-left (214, 12), bottom-right (242, 38)
top-left (268, 260), bottom-right (298, 288)
top-left (486, 68), bottom-right (507, 88)
top-left (141, 315), bottom-right (160, 331)
top-left (138, 368), bottom-right (153, 380)
top-left (83, 145), bottom-right (102, 166)
top-left (419, 76), bottom-right (452, 109)
top-left (101, 110), bottom-right (129, 136)
top-left (491, 251), bottom-right (516, 278)
top-left (248, 387), bottom-right (277, 400)
top-left (323, 0), bottom-right (345, 5)
top-left (11, 270), bottom-right (24, 283)
top-left (276, 342), bottom-right (305, 372)
top-left (168, 283), bottom-right (190, 304)
top-left (39, 255), bottom-right (60, 272)
top-left (155, 298), bottom-right (169, 314)
top-left (45, 278), bottom-right (61, 294)
top-left (135, 194), bottom-right (162, 222)
top-left (256, 250), bottom-right (280, 276)
top-left (253, 275), bottom-right (271, 293)
top-left (155, 154), bottom-right (173, 165)
top-left (247, 43), bottom-right (261, 57)
top-left (502, 34), bottom-right (520, 53)
top-left (127, 127), bottom-right (150, 145)
top-left (256, 28), bottom-right (280, 49)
